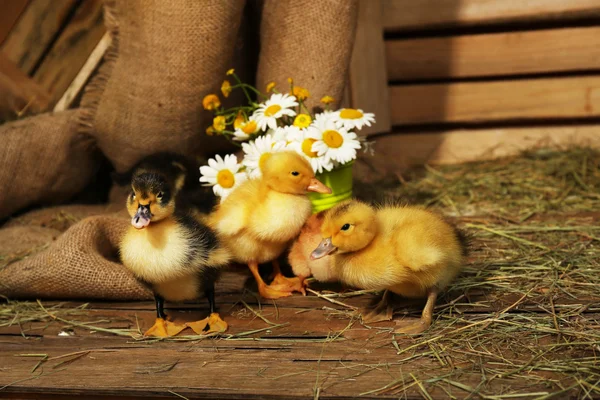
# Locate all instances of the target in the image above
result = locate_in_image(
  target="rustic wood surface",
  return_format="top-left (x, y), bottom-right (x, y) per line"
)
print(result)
top-left (0, 0), bottom-right (30, 46)
top-left (1, 221), bottom-right (598, 400)
top-left (348, 0), bottom-right (391, 135)
top-left (0, 52), bottom-right (50, 121)
top-left (0, 0), bottom-right (78, 75)
top-left (361, 124), bottom-right (600, 169)
top-left (382, 0), bottom-right (600, 32)
top-left (33, 0), bottom-right (105, 108)
top-left (386, 26), bottom-right (600, 81)
top-left (389, 75), bottom-right (600, 125)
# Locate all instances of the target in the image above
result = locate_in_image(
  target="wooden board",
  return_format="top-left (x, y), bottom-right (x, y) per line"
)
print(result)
top-left (386, 26), bottom-right (600, 81)
top-left (33, 0), bottom-right (106, 108)
top-left (358, 124), bottom-right (600, 172)
top-left (0, 0), bottom-right (30, 46)
top-left (348, 0), bottom-right (391, 135)
top-left (0, 0), bottom-right (78, 75)
top-left (389, 76), bottom-right (600, 126)
top-left (0, 53), bottom-right (50, 121)
top-left (382, 0), bottom-right (600, 32)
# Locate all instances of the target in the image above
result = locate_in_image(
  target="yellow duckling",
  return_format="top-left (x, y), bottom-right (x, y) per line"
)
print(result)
top-left (311, 200), bottom-right (467, 334)
top-left (208, 151), bottom-right (331, 299)
top-left (119, 153), bottom-right (231, 337)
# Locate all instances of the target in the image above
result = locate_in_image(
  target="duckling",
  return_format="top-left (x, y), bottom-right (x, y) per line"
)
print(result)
top-left (208, 151), bottom-right (331, 299)
top-left (118, 153), bottom-right (231, 337)
top-left (288, 211), bottom-right (337, 283)
top-left (311, 200), bottom-right (467, 334)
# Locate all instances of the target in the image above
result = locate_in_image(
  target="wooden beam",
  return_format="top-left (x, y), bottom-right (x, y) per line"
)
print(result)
top-left (54, 31), bottom-right (111, 112)
top-left (0, 0), bottom-right (78, 74)
top-left (33, 0), bottom-right (106, 108)
top-left (0, 53), bottom-right (50, 121)
top-left (363, 125), bottom-right (600, 171)
top-left (386, 27), bottom-right (600, 81)
top-left (389, 76), bottom-right (600, 126)
top-left (348, 0), bottom-right (391, 135)
top-left (0, 0), bottom-right (30, 46)
top-left (382, 0), bottom-right (600, 32)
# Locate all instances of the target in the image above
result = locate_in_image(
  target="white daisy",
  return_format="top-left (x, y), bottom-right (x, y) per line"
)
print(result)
top-left (308, 118), bottom-right (361, 164)
top-left (199, 154), bottom-right (247, 200)
top-left (241, 134), bottom-right (287, 178)
top-left (333, 108), bottom-right (376, 131)
top-left (253, 93), bottom-right (298, 131)
top-left (232, 115), bottom-right (260, 142)
top-left (313, 110), bottom-right (337, 125)
top-left (287, 127), bottom-right (333, 174)
top-left (272, 125), bottom-right (301, 147)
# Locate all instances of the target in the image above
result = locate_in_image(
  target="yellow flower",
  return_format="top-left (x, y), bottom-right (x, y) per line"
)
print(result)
top-left (293, 113), bottom-right (312, 129)
top-left (291, 86), bottom-right (310, 101)
top-left (226, 68), bottom-right (235, 75)
top-left (202, 94), bottom-right (221, 110)
top-left (266, 82), bottom-right (276, 93)
top-left (287, 77), bottom-right (293, 84)
top-left (233, 112), bottom-right (245, 129)
top-left (206, 126), bottom-right (215, 136)
top-left (320, 95), bottom-right (335, 105)
top-left (213, 115), bottom-right (226, 132)
top-left (221, 80), bottom-right (232, 98)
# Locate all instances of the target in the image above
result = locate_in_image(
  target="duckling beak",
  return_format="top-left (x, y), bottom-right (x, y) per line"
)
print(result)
top-left (132, 205), bottom-right (151, 229)
top-left (307, 178), bottom-right (332, 194)
top-left (311, 237), bottom-right (337, 260)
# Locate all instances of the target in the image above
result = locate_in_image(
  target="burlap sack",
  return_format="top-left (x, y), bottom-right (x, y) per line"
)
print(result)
top-left (0, 110), bottom-right (99, 219)
top-left (256, 0), bottom-right (358, 110)
top-left (81, 0), bottom-right (246, 173)
top-left (0, 215), bottom-right (151, 300)
top-left (0, 0), bottom-right (359, 300)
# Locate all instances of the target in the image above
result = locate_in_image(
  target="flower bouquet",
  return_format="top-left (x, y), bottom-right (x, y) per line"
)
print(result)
top-left (199, 69), bottom-right (375, 212)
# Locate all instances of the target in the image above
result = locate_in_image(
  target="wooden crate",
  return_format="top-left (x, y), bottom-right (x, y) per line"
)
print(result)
top-left (349, 0), bottom-right (600, 167)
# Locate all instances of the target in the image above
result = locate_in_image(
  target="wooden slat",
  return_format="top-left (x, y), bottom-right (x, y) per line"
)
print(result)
top-left (361, 125), bottom-right (600, 170)
top-left (389, 76), bottom-right (600, 126)
top-left (33, 0), bottom-right (106, 108)
top-left (54, 31), bottom-right (111, 112)
top-left (0, 0), bottom-right (78, 74)
top-left (0, 0), bottom-right (30, 46)
top-left (0, 53), bottom-right (50, 121)
top-left (348, 0), bottom-right (391, 135)
top-left (382, 0), bottom-right (600, 32)
top-left (386, 27), bottom-right (600, 81)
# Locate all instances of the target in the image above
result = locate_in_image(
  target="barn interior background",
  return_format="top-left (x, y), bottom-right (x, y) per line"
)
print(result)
top-left (1, 0), bottom-right (599, 399)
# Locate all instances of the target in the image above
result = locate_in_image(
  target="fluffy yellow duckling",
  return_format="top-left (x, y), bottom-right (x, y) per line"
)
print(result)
top-left (288, 211), bottom-right (337, 283)
top-left (119, 153), bottom-right (231, 337)
top-left (311, 200), bottom-right (467, 334)
top-left (208, 151), bottom-right (331, 299)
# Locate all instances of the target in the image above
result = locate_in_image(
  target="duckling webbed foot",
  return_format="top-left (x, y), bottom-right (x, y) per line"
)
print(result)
top-left (248, 261), bottom-right (293, 299)
top-left (361, 290), bottom-right (393, 324)
top-left (271, 274), bottom-right (307, 296)
top-left (394, 288), bottom-right (438, 336)
top-left (186, 313), bottom-right (228, 335)
top-left (144, 318), bottom-right (187, 337)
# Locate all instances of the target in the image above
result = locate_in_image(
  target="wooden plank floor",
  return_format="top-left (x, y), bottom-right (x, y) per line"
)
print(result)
top-left (1, 208), bottom-right (599, 399)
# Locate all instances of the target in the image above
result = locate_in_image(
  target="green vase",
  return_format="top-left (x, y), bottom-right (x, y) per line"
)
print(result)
top-left (308, 162), bottom-right (354, 213)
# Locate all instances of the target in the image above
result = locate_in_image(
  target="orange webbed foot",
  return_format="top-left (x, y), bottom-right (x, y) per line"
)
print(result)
top-left (144, 318), bottom-right (187, 337)
top-left (394, 319), bottom-right (431, 335)
top-left (271, 274), bottom-right (307, 296)
top-left (186, 313), bottom-right (228, 335)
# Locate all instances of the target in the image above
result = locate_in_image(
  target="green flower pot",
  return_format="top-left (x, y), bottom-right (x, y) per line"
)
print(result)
top-left (308, 162), bottom-right (353, 213)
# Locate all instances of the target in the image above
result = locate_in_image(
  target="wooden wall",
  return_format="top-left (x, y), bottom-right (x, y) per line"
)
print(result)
top-left (349, 0), bottom-right (600, 168)
top-left (0, 0), bottom-right (107, 122)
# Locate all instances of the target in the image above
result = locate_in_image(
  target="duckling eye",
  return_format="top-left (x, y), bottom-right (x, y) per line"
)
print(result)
top-left (341, 223), bottom-right (351, 231)
top-left (131, 192), bottom-right (136, 200)
top-left (156, 192), bottom-right (164, 199)
top-left (291, 171), bottom-right (300, 176)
